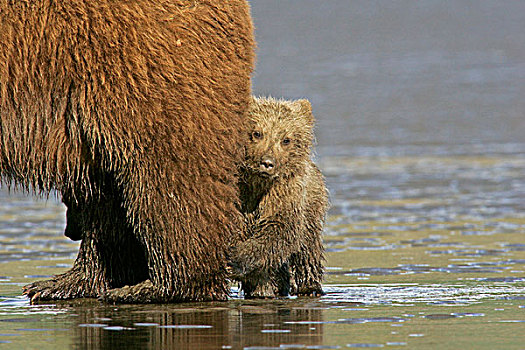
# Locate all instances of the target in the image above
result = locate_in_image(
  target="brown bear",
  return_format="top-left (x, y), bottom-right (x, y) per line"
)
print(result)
top-left (229, 96), bottom-right (329, 298)
top-left (0, 0), bottom-right (254, 303)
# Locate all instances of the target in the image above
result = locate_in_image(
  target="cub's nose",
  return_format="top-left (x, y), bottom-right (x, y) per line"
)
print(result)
top-left (260, 156), bottom-right (275, 173)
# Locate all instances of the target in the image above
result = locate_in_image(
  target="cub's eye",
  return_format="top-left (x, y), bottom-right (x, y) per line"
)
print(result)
top-left (282, 138), bottom-right (291, 146)
top-left (252, 131), bottom-right (263, 140)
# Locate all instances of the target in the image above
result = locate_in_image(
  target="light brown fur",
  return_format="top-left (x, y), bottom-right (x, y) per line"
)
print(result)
top-left (229, 96), bottom-right (329, 298)
top-left (0, 0), bottom-right (254, 303)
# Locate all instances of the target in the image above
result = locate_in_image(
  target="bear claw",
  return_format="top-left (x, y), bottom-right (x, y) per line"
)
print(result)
top-left (23, 270), bottom-right (107, 304)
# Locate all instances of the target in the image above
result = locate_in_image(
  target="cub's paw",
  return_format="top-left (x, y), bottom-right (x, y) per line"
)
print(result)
top-left (243, 283), bottom-right (278, 299)
top-left (293, 284), bottom-right (324, 297)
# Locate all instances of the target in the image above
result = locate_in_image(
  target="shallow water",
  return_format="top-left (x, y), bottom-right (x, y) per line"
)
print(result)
top-left (1, 1), bottom-right (524, 349)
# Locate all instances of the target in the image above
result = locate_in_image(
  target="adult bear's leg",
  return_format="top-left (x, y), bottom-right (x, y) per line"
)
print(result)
top-left (24, 177), bottom-right (149, 303)
top-left (102, 1), bottom-right (255, 303)
top-left (102, 160), bottom-right (241, 303)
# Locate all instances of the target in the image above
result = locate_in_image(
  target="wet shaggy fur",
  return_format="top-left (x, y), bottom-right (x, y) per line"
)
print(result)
top-left (0, 0), bottom-right (254, 303)
top-left (229, 97), bottom-right (329, 298)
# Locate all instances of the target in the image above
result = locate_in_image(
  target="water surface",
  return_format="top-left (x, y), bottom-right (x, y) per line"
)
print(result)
top-left (1, 1), bottom-right (524, 348)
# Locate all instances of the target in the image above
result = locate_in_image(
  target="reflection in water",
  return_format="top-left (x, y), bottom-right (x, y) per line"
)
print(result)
top-left (2, 288), bottom-right (525, 349)
top-left (0, 299), bottom-right (324, 349)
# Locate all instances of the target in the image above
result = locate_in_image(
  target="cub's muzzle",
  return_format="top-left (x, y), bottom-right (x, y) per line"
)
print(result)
top-left (259, 156), bottom-right (276, 175)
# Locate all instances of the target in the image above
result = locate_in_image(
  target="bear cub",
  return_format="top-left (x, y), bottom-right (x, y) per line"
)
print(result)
top-left (230, 96), bottom-right (329, 298)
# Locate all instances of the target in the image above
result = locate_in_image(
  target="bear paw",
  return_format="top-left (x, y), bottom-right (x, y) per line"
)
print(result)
top-left (293, 283), bottom-right (324, 297)
top-left (244, 283), bottom-right (278, 299)
top-left (101, 280), bottom-right (161, 304)
top-left (23, 269), bottom-right (106, 304)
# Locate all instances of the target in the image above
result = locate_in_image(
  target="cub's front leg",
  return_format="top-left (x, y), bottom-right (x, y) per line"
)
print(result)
top-left (229, 211), bottom-right (300, 298)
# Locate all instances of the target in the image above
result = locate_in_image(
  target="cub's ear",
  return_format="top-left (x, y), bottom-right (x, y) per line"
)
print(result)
top-left (294, 99), bottom-right (314, 124)
top-left (296, 99), bottom-right (312, 114)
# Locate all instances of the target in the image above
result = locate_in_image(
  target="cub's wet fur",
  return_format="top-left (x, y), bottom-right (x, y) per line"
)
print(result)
top-left (230, 96), bottom-right (329, 298)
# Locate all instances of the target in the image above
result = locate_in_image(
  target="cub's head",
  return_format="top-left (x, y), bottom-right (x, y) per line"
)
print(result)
top-left (244, 96), bottom-right (315, 179)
